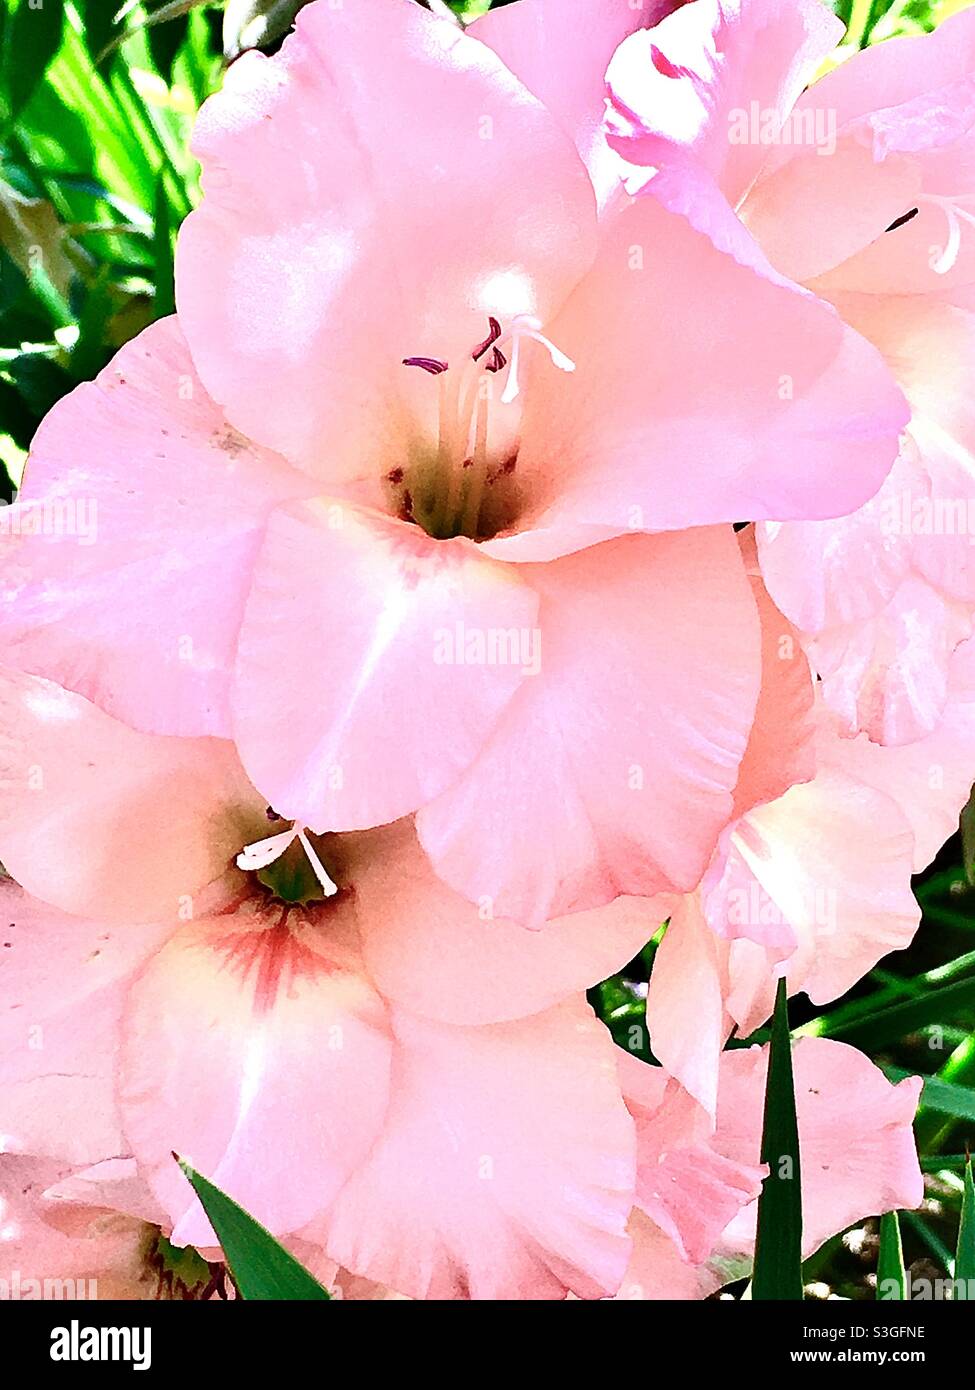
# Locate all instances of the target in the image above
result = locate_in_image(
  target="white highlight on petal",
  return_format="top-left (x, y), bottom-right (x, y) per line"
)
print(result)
top-left (474, 269), bottom-right (536, 321)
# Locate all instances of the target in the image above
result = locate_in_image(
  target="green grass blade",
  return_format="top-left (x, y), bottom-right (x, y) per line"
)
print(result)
top-left (956, 1157), bottom-right (975, 1290)
top-left (884, 1067), bottom-right (975, 1125)
top-left (877, 1212), bottom-right (907, 1300)
top-left (903, 1209), bottom-right (956, 1270)
top-left (34, 19), bottom-right (156, 206)
top-left (822, 975), bottom-right (975, 1051)
top-left (921, 1154), bottom-right (974, 1173)
top-left (916, 1035), bottom-right (975, 1154)
top-left (752, 978), bottom-right (803, 1301)
top-left (175, 1155), bottom-right (331, 1300)
top-left (2, 0), bottom-right (65, 122)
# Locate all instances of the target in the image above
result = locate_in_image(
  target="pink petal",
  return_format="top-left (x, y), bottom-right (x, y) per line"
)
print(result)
top-left (912, 428), bottom-right (975, 604)
top-left (816, 637), bottom-right (975, 871)
top-left (811, 575), bottom-right (972, 745)
top-left (724, 936), bottom-right (780, 1041)
top-left (0, 317), bottom-right (313, 737)
top-left (0, 882), bottom-right (172, 1165)
top-left (43, 1158), bottom-right (167, 1228)
top-left (620, 1051), bottom-right (764, 1265)
top-left (118, 898), bottom-right (393, 1245)
top-left (740, 102), bottom-right (921, 284)
top-left (812, 80), bottom-right (975, 297)
top-left (470, 0), bottom-right (671, 207)
top-left (732, 537), bottom-right (816, 817)
top-left (604, 0), bottom-right (843, 203)
top-left (793, 12), bottom-right (975, 295)
top-left (351, 820), bottom-right (665, 1026)
top-left (508, 195), bottom-right (907, 539)
top-left (755, 442), bottom-right (927, 634)
top-left (790, 7), bottom-right (975, 129)
top-left (318, 998), bottom-right (635, 1300)
top-left (176, 0), bottom-right (597, 483)
top-left (0, 667), bottom-right (266, 921)
top-left (613, 1208), bottom-right (721, 1301)
top-left (714, 1038), bottom-right (923, 1258)
top-left (645, 894), bottom-right (730, 1117)
top-left (232, 499), bottom-right (539, 831)
top-left (704, 753), bottom-right (920, 1005)
top-left (0, 1155), bottom-right (149, 1297)
top-left (417, 528), bottom-right (762, 925)
top-left (827, 293), bottom-right (975, 605)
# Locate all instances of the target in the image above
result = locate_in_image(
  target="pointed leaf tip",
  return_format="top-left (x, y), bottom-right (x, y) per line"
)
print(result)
top-left (173, 1155), bottom-right (331, 1300)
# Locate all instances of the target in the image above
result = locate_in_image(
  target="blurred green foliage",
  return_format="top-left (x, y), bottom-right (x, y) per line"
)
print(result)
top-left (1, 0), bottom-right (973, 1300)
top-left (0, 0), bottom-right (222, 489)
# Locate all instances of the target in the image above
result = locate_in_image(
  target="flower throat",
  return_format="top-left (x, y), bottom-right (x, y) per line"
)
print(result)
top-left (392, 313), bottom-right (574, 543)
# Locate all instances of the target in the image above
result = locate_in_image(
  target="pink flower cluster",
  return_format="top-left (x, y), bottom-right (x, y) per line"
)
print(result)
top-left (1, 0), bottom-right (971, 1299)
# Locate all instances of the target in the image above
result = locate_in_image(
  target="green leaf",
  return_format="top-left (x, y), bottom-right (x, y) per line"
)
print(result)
top-left (822, 974), bottom-right (975, 1051)
top-left (921, 1154), bottom-right (975, 1173)
top-left (918, 1076), bottom-right (975, 1124)
top-left (956, 1158), bottom-right (975, 1290)
top-left (877, 1212), bottom-right (907, 1300)
top-left (2, 0), bottom-right (66, 123)
top-left (174, 1155), bottom-right (331, 1300)
top-left (152, 174), bottom-right (175, 319)
top-left (961, 783), bottom-right (975, 887)
top-left (752, 978), bottom-right (803, 1301)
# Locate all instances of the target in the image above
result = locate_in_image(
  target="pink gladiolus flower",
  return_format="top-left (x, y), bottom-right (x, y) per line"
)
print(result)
top-left (0, 662), bottom-right (929, 1297)
top-left (646, 606), bottom-right (975, 1115)
top-left (0, 0), bottom-right (948, 1307)
top-left (0, 667), bottom-right (658, 1298)
top-left (606, 0), bottom-right (975, 743)
top-left (0, 664), bottom-right (927, 1298)
top-left (0, 877), bottom-right (671, 1299)
top-left (0, 0), bottom-right (909, 925)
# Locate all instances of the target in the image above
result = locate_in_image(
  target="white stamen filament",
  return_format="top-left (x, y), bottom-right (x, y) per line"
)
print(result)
top-left (460, 385), bottom-right (492, 539)
top-left (236, 823), bottom-right (339, 897)
top-left (412, 313), bottom-right (574, 537)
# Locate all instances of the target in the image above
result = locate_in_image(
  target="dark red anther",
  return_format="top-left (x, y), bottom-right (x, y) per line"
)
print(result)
top-left (885, 207), bottom-right (919, 233)
top-left (402, 356), bottom-right (449, 375)
top-left (486, 347), bottom-right (507, 374)
top-left (472, 316), bottom-right (503, 361)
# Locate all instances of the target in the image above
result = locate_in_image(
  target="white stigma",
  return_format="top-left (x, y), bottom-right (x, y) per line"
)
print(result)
top-left (236, 822), bottom-right (339, 897)
top-left (495, 314), bottom-right (576, 405)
